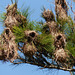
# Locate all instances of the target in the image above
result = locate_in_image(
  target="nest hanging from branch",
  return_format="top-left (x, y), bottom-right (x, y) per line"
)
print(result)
top-left (42, 9), bottom-right (55, 22)
top-left (42, 8), bottom-right (59, 36)
top-left (23, 42), bottom-right (37, 57)
top-left (23, 30), bottom-right (38, 57)
top-left (55, 0), bottom-right (68, 20)
top-left (4, 3), bottom-right (26, 30)
top-left (0, 28), bottom-right (18, 61)
top-left (45, 21), bottom-right (58, 36)
top-left (24, 30), bottom-right (38, 42)
top-left (5, 3), bottom-right (18, 28)
top-left (54, 33), bottom-right (66, 49)
top-left (54, 48), bottom-right (69, 63)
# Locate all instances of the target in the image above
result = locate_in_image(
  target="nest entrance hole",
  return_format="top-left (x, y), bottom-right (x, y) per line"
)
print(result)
top-left (29, 32), bottom-right (35, 37)
top-left (6, 29), bottom-right (9, 34)
top-left (57, 35), bottom-right (62, 40)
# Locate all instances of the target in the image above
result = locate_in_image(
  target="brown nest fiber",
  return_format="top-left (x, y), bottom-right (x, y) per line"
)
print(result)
top-left (24, 30), bottom-right (38, 42)
top-left (54, 48), bottom-right (68, 63)
top-left (55, 0), bottom-right (68, 20)
top-left (45, 21), bottom-right (58, 36)
top-left (23, 30), bottom-right (38, 57)
top-left (54, 33), bottom-right (66, 49)
top-left (23, 42), bottom-right (37, 57)
top-left (4, 3), bottom-right (26, 30)
top-left (0, 28), bottom-right (18, 61)
top-left (42, 9), bottom-right (55, 22)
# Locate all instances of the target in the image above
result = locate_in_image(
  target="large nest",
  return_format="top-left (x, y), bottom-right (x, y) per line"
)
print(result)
top-left (4, 3), bottom-right (26, 30)
top-left (23, 30), bottom-right (38, 57)
top-left (55, 4), bottom-right (68, 20)
top-left (0, 28), bottom-right (18, 61)
top-left (55, 0), bottom-right (68, 20)
top-left (55, 0), bottom-right (68, 12)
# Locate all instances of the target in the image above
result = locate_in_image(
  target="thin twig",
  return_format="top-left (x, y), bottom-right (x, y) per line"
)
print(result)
top-left (11, 0), bottom-right (13, 4)
top-left (18, 48), bottom-right (23, 53)
top-left (70, 72), bottom-right (73, 75)
top-left (47, 0), bottom-right (55, 4)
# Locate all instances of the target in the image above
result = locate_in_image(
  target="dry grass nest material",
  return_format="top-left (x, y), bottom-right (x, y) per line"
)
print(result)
top-left (42, 9), bottom-right (55, 22)
top-left (0, 28), bottom-right (18, 61)
top-left (54, 48), bottom-right (69, 63)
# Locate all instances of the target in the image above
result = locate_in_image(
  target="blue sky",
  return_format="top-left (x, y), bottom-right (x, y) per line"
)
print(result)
top-left (0, 0), bottom-right (71, 75)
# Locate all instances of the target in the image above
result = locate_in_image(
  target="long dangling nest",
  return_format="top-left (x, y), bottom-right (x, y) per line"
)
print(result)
top-left (55, 0), bottom-right (68, 20)
top-left (0, 28), bottom-right (18, 61)
top-left (4, 3), bottom-right (26, 30)
top-left (23, 30), bottom-right (38, 57)
top-left (53, 33), bottom-right (68, 64)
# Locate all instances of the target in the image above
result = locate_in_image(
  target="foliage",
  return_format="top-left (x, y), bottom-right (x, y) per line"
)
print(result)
top-left (0, 0), bottom-right (75, 73)
top-left (36, 33), bottom-right (54, 53)
top-left (13, 26), bottom-right (25, 42)
top-left (17, 6), bottom-right (31, 21)
top-left (0, 13), bottom-right (6, 22)
top-left (21, 7), bottom-right (30, 19)
top-left (56, 16), bottom-right (73, 32)
top-left (66, 28), bottom-right (75, 57)
top-left (56, 15), bottom-right (75, 57)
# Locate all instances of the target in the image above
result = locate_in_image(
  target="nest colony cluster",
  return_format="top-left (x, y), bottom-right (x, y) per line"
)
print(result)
top-left (0, 0), bottom-right (75, 71)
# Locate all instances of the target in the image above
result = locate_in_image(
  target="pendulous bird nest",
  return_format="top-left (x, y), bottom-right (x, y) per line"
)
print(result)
top-left (0, 28), bottom-right (18, 61)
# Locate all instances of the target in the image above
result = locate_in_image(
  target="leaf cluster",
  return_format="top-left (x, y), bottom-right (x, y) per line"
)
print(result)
top-left (66, 28), bottom-right (75, 57)
top-left (13, 26), bottom-right (25, 42)
top-left (35, 33), bottom-right (54, 53)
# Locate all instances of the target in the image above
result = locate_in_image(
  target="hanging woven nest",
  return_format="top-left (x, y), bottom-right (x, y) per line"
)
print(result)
top-left (54, 33), bottom-right (66, 49)
top-left (24, 30), bottom-right (38, 42)
top-left (23, 30), bottom-right (38, 57)
top-left (45, 21), bottom-right (58, 35)
top-left (55, 0), bottom-right (68, 20)
top-left (23, 42), bottom-right (37, 57)
top-left (0, 28), bottom-right (18, 61)
top-left (0, 37), bottom-right (7, 61)
top-left (4, 3), bottom-right (26, 30)
top-left (5, 3), bottom-right (18, 27)
top-left (54, 48), bottom-right (68, 63)
top-left (42, 9), bottom-right (55, 22)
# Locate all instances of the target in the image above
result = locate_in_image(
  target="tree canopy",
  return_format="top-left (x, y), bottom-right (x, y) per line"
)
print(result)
top-left (0, 0), bottom-right (75, 74)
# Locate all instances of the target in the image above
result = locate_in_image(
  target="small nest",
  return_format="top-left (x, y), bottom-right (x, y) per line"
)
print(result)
top-left (23, 42), bottom-right (37, 57)
top-left (0, 28), bottom-right (18, 61)
top-left (24, 30), bottom-right (38, 42)
top-left (54, 33), bottom-right (66, 49)
top-left (23, 30), bottom-right (38, 57)
top-left (54, 48), bottom-right (68, 63)
top-left (45, 21), bottom-right (58, 35)
top-left (42, 9), bottom-right (55, 22)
